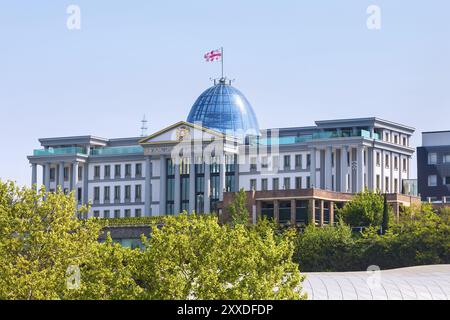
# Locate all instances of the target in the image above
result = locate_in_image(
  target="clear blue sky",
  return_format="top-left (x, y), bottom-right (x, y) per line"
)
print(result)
top-left (1, 0), bottom-right (449, 186)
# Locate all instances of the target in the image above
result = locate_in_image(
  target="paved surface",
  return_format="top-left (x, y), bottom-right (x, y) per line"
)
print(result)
top-left (302, 265), bottom-right (450, 300)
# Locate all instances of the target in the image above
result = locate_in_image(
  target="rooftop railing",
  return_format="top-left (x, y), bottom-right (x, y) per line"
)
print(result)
top-left (90, 146), bottom-right (144, 156)
top-left (33, 147), bottom-right (87, 156)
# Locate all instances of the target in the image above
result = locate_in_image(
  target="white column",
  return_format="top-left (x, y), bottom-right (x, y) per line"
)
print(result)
top-left (189, 156), bottom-right (196, 213)
top-left (204, 162), bottom-right (211, 214)
top-left (219, 155), bottom-right (226, 201)
top-left (44, 163), bottom-right (50, 192)
top-left (58, 162), bottom-right (64, 191)
top-left (309, 147), bottom-right (316, 188)
top-left (174, 162), bottom-right (181, 214)
top-left (83, 164), bottom-right (89, 204)
top-left (159, 156), bottom-right (167, 215)
top-left (357, 146), bottom-right (365, 192)
top-left (145, 156), bottom-right (152, 216)
top-left (71, 162), bottom-right (78, 191)
top-left (340, 146), bottom-right (348, 192)
top-left (31, 163), bottom-right (37, 189)
top-left (325, 146), bottom-right (332, 190)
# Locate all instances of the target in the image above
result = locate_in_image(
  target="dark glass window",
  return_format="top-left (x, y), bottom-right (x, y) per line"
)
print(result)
top-left (115, 165), bottom-right (121, 178)
top-left (135, 185), bottom-right (142, 201)
top-left (104, 165), bottom-right (111, 179)
top-left (125, 164), bottom-right (132, 177)
top-left (94, 166), bottom-right (100, 179)
top-left (136, 163), bottom-right (142, 177)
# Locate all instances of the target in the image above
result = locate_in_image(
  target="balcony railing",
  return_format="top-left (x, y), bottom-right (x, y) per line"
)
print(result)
top-left (33, 147), bottom-right (87, 156)
top-left (90, 146), bottom-right (144, 156)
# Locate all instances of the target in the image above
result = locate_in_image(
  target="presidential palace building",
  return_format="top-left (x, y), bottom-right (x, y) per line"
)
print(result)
top-left (27, 78), bottom-right (420, 226)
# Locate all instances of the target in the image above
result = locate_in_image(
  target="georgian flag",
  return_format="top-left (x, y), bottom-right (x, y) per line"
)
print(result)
top-left (204, 49), bottom-right (222, 62)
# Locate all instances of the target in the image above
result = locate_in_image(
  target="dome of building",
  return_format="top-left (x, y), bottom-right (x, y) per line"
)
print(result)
top-left (187, 78), bottom-right (260, 137)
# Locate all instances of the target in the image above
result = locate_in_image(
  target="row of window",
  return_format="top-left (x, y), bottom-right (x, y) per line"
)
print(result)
top-left (252, 154), bottom-right (312, 171)
top-left (250, 176), bottom-right (312, 191)
top-left (384, 132), bottom-right (408, 146)
top-left (427, 175), bottom-right (450, 187)
top-left (93, 163), bottom-right (142, 180)
top-left (92, 185), bottom-right (142, 203)
top-left (375, 175), bottom-right (401, 193)
top-left (428, 153), bottom-right (450, 165)
top-left (375, 153), bottom-right (408, 171)
top-left (49, 166), bottom-right (73, 182)
top-left (92, 208), bottom-right (142, 219)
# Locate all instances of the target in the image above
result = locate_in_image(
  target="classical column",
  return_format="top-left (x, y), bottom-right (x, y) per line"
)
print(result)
top-left (325, 146), bottom-right (332, 190)
top-left (290, 199), bottom-right (296, 225)
top-left (71, 162), bottom-right (78, 191)
top-left (144, 156), bottom-right (152, 216)
top-left (329, 201), bottom-right (335, 225)
top-left (83, 164), bottom-right (89, 204)
top-left (308, 199), bottom-right (316, 226)
top-left (31, 163), bottom-right (37, 189)
top-left (274, 200), bottom-right (280, 223)
top-left (357, 146), bottom-right (364, 192)
top-left (320, 200), bottom-right (325, 226)
top-left (159, 156), bottom-right (167, 215)
top-left (204, 162), bottom-right (211, 214)
top-left (219, 156), bottom-right (226, 201)
top-left (340, 146), bottom-right (349, 192)
top-left (309, 147), bottom-right (316, 188)
top-left (44, 163), bottom-right (50, 192)
top-left (58, 162), bottom-right (65, 191)
top-left (188, 156), bottom-right (196, 213)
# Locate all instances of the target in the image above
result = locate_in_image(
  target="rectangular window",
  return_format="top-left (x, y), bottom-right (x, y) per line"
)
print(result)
top-left (306, 154), bottom-right (311, 168)
top-left (295, 154), bottom-right (302, 169)
top-left (261, 156), bottom-right (268, 169)
top-left (403, 159), bottom-right (407, 172)
top-left (93, 210), bottom-right (100, 218)
top-left (104, 210), bottom-right (110, 219)
top-left (444, 155), bottom-right (450, 164)
top-left (124, 209), bottom-right (131, 218)
top-left (385, 177), bottom-right (389, 193)
top-left (376, 152), bottom-right (380, 166)
top-left (64, 167), bottom-right (69, 181)
top-left (284, 177), bottom-right (291, 190)
top-left (428, 175), bottom-right (437, 187)
top-left (250, 179), bottom-right (257, 191)
top-left (444, 177), bottom-right (450, 185)
top-left (77, 188), bottom-right (82, 204)
top-left (135, 185), bottom-right (142, 201)
top-left (394, 135), bottom-right (398, 144)
top-left (428, 153), bottom-right (437, 165)
top-left (50, 168), bottom-right (56, 181)
top-left (295, 177), bottom-right (302, 189)
top-left (284, 155), bottom-right (291, 170)
top-left (250, 157), bottom-right (257, 172)
top-left (94, 166), bottom-right (100, 179)
top-left (78, 166), bottom-right (83, 181)
top-left (125, 185), bottom-right (131, 202)
top-left (135, 209), bottom-right (142, 218)
top-left (403, 137), bottom-right (407, 146)
top-left (104, 186), bottom-right (110, 202)
top-left (394, 179), bottom-right (398, 193)
top-left (104, 165), bottom-right (111, 179)
top-left (306, 176), bottom-right (311, 188)
top-left (261, 179), bottom-right (268, 191)
top-left (385, 154), bottom-right (390, 169)
top-left (115, 165), bottom-right (121, 178)
top-left (273, 178), bottom-right (279, 191)
top-left (125, 164), bottom-right (132, 178)
top-left (114, 209), bottom-right (120, 218)
top-left (394, 157), bottom-right (398, 170)
top-left (376, 175), bottom-right (381, 191)
top-left (94, 187), bottom-right (100, 202)
top-left (136, 163), bottom-right (142, 177)
top-left (114, 186), bottom-right (121, 202)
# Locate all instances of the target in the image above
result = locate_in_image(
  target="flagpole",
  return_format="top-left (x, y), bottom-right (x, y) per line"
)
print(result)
top-left (221, 47), bottom-right (224, 79)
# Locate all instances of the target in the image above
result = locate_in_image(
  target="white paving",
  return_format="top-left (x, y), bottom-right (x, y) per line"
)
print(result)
top-left (302, 265), bottom-right (450, 300)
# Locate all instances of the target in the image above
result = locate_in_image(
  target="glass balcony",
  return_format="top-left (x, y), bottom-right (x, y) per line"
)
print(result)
top-left (33, 147), bottom-right (86, 156)
top-left (90, 146), bottom-right (144, 156)
top-left (257, 129), bottom-right (380, 146)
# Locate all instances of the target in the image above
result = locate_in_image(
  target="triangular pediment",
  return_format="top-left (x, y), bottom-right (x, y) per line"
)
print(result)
top-left (139, 121), bottom-right (225, 145)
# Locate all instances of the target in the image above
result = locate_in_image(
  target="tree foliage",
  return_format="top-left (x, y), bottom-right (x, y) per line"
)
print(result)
top-left (337, 190), bottom-right (385, 227)
top-left (137, 213), bottom-right (306, 300)
top-left (228, 188), bottom-right (250, 226)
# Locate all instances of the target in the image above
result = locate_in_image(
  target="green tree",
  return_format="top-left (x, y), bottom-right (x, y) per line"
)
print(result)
top-left (0, 182), bottom-right (100, 300)
top-left (228, 188), bottom-right (249, 226)
top-left (137, 213), bottom-right (306, 300)
top-left (381, 193), bottom-right (389, 234)
top-left (337, 190), bottom-right (384, 227)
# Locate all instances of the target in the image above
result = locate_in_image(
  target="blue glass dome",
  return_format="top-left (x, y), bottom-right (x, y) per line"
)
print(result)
top-left (187, 79), bottom-right (260, 136)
